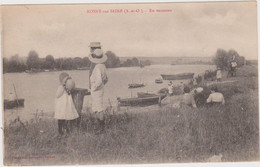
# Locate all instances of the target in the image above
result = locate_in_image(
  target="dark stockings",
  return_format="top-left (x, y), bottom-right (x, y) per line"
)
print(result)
top-left (58, 120), bottom-right (67, 135)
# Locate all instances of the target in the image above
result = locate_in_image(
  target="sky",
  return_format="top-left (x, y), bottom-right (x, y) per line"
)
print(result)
top-left (2, 2), bottom-right (258, 60)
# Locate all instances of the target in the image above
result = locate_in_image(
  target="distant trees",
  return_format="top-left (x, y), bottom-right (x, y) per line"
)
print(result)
top-left (120, 57), bottom-right (146, 67)
top-left (140, 60), bottom-right (151, 66)
top-left (3, 50), bottom-right (151, 73)
top-left (44, 55), bottom-right (55, 69)
top-left (27, 50), bottom-right (40, 69)
top-left (105, 51), bottom-right (121, 68)
top-left (213, 49), bottom-right (245, 70)
top-left (3, 54), bottom-right (27, 73)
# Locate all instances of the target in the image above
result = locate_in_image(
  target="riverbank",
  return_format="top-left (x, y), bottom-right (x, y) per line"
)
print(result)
top-left (4, 65), bottom-right (259, 165)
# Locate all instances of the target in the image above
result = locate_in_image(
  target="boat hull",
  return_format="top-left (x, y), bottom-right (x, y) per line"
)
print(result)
top-left (128, 83), bottom-right (145, 89)
top-left (161, 73), bottom-right (194, 80)
top-left (118, 94), bottom-right (166, 107)
top-left (4, 99), bottom-right (25, 109)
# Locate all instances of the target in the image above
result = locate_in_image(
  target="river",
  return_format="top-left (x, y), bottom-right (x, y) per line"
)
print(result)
top-left (3, 64), bottom-right (215, 122)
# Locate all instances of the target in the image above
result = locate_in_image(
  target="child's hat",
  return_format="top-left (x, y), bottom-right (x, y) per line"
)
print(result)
top-left (59, 72), bottom-right (69, 84)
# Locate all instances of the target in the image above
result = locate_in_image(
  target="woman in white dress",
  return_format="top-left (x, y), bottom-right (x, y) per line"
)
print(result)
top-left (89, 48), bottom-right (108, 132)
top-left (54, 72), bottom-right (79, 135)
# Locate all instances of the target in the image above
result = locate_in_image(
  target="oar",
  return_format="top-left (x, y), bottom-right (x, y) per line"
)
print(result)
top-left (13, 83), bottom-right (19, 105)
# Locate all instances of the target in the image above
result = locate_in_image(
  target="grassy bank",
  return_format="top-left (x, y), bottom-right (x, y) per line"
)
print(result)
top-left (4, 65), bottom-right (259, 165)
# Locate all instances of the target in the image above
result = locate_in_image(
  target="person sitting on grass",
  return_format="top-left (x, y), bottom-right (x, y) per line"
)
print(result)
top-left (206, 86), bottom-right (225, 105)
top-left (180, 86), bottom-right (197, 108)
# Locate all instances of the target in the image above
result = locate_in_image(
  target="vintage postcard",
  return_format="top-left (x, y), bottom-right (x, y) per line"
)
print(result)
top-left (1, 1), bottom-right (259, 166)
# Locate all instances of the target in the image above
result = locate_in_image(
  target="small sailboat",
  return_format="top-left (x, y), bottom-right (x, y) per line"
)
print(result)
top-left (4, 84), bottom-right (24, 109)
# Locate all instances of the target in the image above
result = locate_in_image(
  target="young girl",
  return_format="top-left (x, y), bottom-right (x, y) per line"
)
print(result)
top-left (54, 72), bottom-right (79, 135)
top-left (216, 67), bottom-right (222, 82)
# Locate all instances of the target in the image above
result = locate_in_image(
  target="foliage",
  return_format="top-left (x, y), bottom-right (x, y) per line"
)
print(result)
top-left (3, 50), bottom-right (152, 73)
top-left (27, 50), bottom-right (40, 69)
top-left (140, 60), bottom-right (151, 66)
top-left (204, 70), bottom-right (217, 81)
top-left (120, 57), bottom-right (141, 67)
top-left (105, 51), bottom-right (121, 68)
top-left (43, 55), bottom-right (55, 69)
top-left (213, 49), bottom-right (245, 70)
top-left (3, 55), bottom-right (27, 73)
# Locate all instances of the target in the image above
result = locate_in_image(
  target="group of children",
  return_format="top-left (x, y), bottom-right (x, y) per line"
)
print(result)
top-left (169, 84), bottom-right (225, 109)
top-left (167, 67), bottom-right (225, 109)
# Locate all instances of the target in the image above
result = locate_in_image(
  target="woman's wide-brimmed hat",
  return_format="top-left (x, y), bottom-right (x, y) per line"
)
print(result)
top-left (89, 42), bottom-right (102, 48)
top-left (89, 48), bottom-right (107, 64)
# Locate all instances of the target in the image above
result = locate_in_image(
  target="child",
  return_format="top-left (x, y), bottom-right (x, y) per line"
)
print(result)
top-left (54, 72), bottom-right (79, 136)
top-left (181, 86), bottom-right (197, 108)
top-left (216, 67), bottom-right (222, 82)
top-left (206, 86), bottom-right (225, 105)
top-left (168, 81), bottom-right (174, 96)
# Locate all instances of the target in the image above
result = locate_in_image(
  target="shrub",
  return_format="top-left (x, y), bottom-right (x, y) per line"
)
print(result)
top-left (204, 70), bottom-right (217, 81)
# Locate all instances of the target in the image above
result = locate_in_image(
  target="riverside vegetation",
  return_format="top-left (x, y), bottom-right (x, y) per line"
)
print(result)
top-left (4, 65), bottom-right (259, 165)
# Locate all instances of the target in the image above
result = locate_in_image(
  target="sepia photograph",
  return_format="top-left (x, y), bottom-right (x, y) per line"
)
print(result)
top-left (1, 1), bottom-right (259, 166)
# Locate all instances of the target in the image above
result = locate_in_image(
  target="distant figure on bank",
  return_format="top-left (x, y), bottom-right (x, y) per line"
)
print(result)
top-left (180, 86), bottom-right (197, 108)
top-left (206, 86), bottom-right (225, 105)
top-left (89, 48), bottom-right (108, 133)
top-left (54, 72), bottom-right (79, 136)
top-left (168, 81), bottom-right (174, 96)
top-left (8, 92), bottom-right (16, 101)
top-left (216, 67), bottom-right (222, 82)
top-left (229, 59), bottom-right (237, 77)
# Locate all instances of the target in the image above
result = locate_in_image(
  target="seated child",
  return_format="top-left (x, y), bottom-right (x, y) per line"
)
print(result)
top-left (181, 86), bottom-right (197, 108)
top-left (206, 86), bottom-right (225, 105)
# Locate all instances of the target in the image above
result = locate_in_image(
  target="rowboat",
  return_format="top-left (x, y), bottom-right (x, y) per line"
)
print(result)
top-left (128, 83), bottom-right (145, 89)
top-left (117, 94), bottom-right (166, 107)
top-left (25, 68), bottom-right (44, 73)
top-left (137, 92), bottom-right (158, 98)
top-left (161, 73), bottom-right (194, 80)
top-left (4, 99), bottom-right (25, 109)
top-left (155, 78), bottom-right (163, 84)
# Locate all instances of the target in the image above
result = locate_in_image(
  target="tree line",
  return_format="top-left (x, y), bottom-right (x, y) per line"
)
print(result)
top-left (213, 49), bottom-right (245, 70)
top-left (3, 50), bottom-right (151, 73)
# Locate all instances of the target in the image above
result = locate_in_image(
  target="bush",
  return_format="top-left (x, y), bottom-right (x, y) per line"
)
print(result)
top-left (204, 70), bottom-right (217, 81)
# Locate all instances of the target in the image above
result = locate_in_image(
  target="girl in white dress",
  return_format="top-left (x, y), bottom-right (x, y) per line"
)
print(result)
top-left (54, 72), bottom-right (79, 135)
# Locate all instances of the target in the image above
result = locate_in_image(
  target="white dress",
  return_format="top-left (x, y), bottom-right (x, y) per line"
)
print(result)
top-left (216, 70), bottom-right (222, 79)
top-left (90, 64), bottom-right (108, 113)
top-left (54, 85), bottom-right (79, 120)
